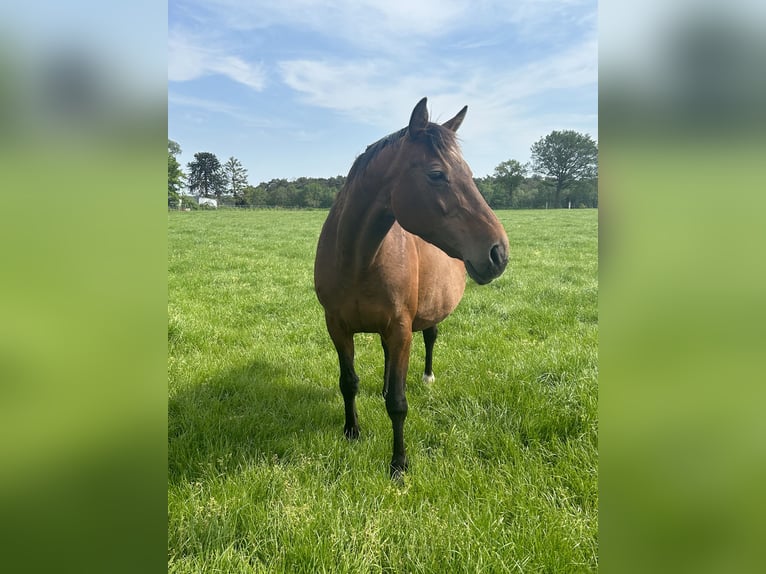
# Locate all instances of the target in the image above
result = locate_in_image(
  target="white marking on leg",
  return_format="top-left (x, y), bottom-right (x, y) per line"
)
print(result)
top-left (422, 373), bottom-right (435, 384)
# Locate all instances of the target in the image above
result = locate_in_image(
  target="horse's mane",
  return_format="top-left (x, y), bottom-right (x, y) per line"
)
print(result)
top-left (344, 122), bottom-right (460, 187)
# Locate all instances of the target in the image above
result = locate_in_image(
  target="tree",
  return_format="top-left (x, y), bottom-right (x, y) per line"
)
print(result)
top-left (568, 177), bottom-right (598, 208)
top-left (265, 178), bottom-right (296, 207)
top-left (300, 181), bottom-right (326, 208)
top-left (168, 139), bottom-right (181, 157)
top-left (187, 152), bottom-right (226, 199)
top-left (223, 156), bottom-right (248, 200)
top-left (492, 159), bottom-right (527, 208)
top-left (243, 184), bottom-right (268, 207)
top-left (168, 139), bottom-right (184, 208)
top-left (474, 176), bottom-right (498, 208)
top-left (530, 130), bottom-right (598, 208)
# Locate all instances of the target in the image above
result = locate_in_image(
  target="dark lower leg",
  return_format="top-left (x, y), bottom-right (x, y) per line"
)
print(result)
top-left (328, 318), bottom-right (360, 440)
top-left (338, 350), bottom-right (360, 439)
top-left (383, 330), bottom-right (412, 477)
top-left (423, 325), bottom-right (438, 380)
top-left (386, 390), bottom-right (408, 476)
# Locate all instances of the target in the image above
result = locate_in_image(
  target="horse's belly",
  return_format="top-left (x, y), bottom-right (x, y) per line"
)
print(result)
top-left (338, 298), bottom-right (395, 334)
top-left (413, 270), bottom-right (465, 330)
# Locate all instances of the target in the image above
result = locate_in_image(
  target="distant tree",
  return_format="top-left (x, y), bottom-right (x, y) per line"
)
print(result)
top-left (223, 156), bottom-right (248, 200)
top-left (180, 196), bottom-right (198, 210)
top-left (168, 139), bottom-right (184, 208)
top-left (569, 177), bottom-right (598, 208)
top-left (474, 176), bottom-right (498, 208)
top-left (322, 176), bottom-right (344, 207)
top-left (530, 130), bottom-right (598, 208)
top-left (525, 175), bottom-right (554, 209)
top-left (239, 175), bottom-right (342, 208)
top-left (510, 176), bottom-right (544, 209)
top-left (168, 139), bottom-right (182, 157)
top-left (300, 181), bottom-right (325, 208)
top-left (266, 178), bottom-right (296, 207)
top-left (492, 159), bottom-right (527, 208)
top-left (244, 184), bottom-right (267, 207)
top-left (187, 152), bottom-right (226, 198)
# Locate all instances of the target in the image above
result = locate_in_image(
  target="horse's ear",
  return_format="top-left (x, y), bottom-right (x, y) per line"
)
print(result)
top-left (408, 97), bottom-right (429, 137)
top-left (442, 105), bottom-right (468, 132)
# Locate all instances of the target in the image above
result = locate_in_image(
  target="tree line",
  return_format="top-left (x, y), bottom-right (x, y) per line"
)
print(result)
top-left (168, 130), bottom-right (597, 210)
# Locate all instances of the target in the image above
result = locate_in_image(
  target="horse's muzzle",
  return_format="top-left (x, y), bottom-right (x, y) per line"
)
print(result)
top-left (465, 241), bottom-right (508, 285)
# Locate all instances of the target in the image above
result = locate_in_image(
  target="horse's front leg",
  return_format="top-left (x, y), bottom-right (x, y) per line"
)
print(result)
top-left (326, 316), bottom-right (360, 439)
top-left (382, 325), bottom-right (412, 478)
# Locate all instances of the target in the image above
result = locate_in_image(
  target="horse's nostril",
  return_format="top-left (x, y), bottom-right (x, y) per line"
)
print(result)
top-left (490, 243), bottom-right (505, 268)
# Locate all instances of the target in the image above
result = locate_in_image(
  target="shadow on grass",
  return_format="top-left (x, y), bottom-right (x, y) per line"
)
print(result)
top-left (168, 360), bottom-right (341, 484)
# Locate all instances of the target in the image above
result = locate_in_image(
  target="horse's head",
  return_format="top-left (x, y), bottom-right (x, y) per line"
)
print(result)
top-left (390, 98), bottom-right (509, 284)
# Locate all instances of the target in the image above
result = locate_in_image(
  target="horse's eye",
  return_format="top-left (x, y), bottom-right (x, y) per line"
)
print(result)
top-left (427, 170), bottom-right (447, 183)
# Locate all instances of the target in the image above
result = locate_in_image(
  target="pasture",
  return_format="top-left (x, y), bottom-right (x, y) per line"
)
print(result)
top-left (168, 208), bottom-right (598, 572)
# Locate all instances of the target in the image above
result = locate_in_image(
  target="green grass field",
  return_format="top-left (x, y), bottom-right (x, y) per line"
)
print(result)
top-left (168, 208), bottom-right (598, 573)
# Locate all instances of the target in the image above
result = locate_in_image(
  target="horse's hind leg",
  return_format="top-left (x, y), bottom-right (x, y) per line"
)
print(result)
top-left (326, 317), bottom-right (360, 439)
top-left (422, 325), bottom-right (438, 384)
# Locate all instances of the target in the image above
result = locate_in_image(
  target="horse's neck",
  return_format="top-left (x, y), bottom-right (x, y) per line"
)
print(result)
top-left (336, 177), bottom-right (396, 274)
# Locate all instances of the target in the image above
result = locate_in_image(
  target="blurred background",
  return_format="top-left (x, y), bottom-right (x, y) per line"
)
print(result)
top-left (600, 0), bottom-right (766, 572)
top-left (0, 2), bottom-right (167, 573)
top-left (1, 0), bottom-right (764, 572)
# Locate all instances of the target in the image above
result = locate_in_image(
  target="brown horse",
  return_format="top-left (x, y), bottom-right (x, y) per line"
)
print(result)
top-left (314, 97), bottom-right (509, 477)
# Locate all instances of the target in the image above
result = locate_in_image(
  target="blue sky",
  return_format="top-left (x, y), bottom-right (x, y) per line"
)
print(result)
top-left (169, 0), bottom-right (597, 182)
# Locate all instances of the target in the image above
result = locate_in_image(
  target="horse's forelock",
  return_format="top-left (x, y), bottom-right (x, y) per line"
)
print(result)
top-left (347, 123), bottom-right (459, 184)
top-left (425, 124), bottom-right (461, 164)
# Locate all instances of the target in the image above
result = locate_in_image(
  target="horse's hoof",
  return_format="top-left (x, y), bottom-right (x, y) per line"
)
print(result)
top-left (389, 457), bottom-right (409, 479)
top-left (344, 426), bottom-right (360, 440)
top-left (422, 373), bottom-right (435, 384)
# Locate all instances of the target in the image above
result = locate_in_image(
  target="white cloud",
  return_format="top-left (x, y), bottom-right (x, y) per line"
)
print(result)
top-left (172, 0), bottom-right (597, 59)
top-left (168, 92), bottom-right (284, 128)
top-left (278, 31), bottom-right (596, 123)
top-left (276, 27), bottom-right (596, 175)
top-left (476, 36), bottom-right (598, 109)
top-left (279, 58), bottom-right (470, 132)
top-left (178, 0), bottom-right (470, 51)
top-left (168, 28), bottom-right (266, 91)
